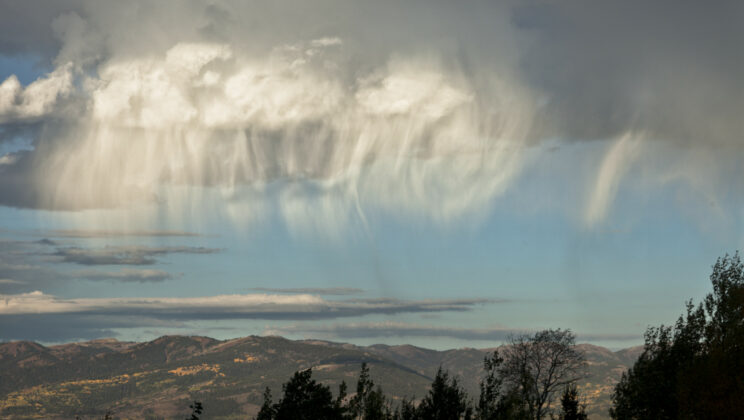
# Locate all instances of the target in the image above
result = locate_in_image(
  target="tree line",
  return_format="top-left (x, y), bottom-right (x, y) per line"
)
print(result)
top-left (610, 252), bottom-right (744, 419)
top-left (252, 329), bottom-right (588, 420)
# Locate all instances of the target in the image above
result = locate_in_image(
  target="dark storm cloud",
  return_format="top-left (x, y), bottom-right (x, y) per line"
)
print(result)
top-left (0, 0), bottom-right (740, 235)
top-left (0, 0), bottom-right (84, 59)
top-left (1, 0), bottom-right (741, 144)
top-left (515, 0), bottom-right (744, 145)
top-left (52, 245), bottom-right (221, 265)
top-left (0, 151), bottom-right (40, 209)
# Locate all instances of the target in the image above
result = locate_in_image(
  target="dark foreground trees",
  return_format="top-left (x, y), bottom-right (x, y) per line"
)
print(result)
top-left (186, 401), bottom-right (202, 420)
top-left (348, 363), bottom-right (391, 420)
top-left (415, 367), bottom-right (473, 420)
top-left (255, 363), bottom-right (394, 420)
top-left (557, 385), bottom-right (587, 420)
top-left (256, 329), bottom-right (586, 420)
top-left (611, 252), bottom-right (744, 419)
top-left (256, 368), bottom-right (348, 420)
top-left (476, 350), bottom-right (529, 420)
top-left (497, 330), bottom-right (586, 420)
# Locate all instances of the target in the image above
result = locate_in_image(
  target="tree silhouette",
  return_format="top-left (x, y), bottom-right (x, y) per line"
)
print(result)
top-left (395, 397), bottom-right (417, 420)
top-left (611, 252), bottom-right (744, 418)
top-left (416, 367), bottom-right (473, 420)
top-left (186, 401), bottom-right (202, 420)
top-left (349, 363), bottom-right (389, 420)
top-left (254, 368), bottom-right (345, 420)
top-left (557, 385), bottom-right (587, 420)
top-left (476, 351), bottom-right (529, 420)
top-left (499, 329), bottom-right (585, 420)
top-left (256, 387), bottom-right (274, 420)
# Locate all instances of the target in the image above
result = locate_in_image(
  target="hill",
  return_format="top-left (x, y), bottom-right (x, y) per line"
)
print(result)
top-left (0, 336), bottom-right (641, 419)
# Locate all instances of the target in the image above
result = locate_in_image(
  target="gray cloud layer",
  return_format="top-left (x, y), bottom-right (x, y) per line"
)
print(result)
top-left (75, 268), bottom-right (174, 283)
top-left (514, 1), bottom-right (744, 145)
top-left (0, 0), bottom-right (737, 145)
top-left (272, 322), bottom-right (520, 341)
top-left (0, 291), bottom-right (494, 341)
top-left (0, 235), bottom-right (212, 292)
top-left (52, 245), bottom-right (220, 265)
top-left (269, 321), bottom-right (641, 343)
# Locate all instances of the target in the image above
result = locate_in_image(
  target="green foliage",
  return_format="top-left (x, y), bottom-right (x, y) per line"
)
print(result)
top-left (476, 352), bottom-right (529, 420)
top-left (349, 363), bottom-right (390, 420)
top-left (611, 252), bottom-right (744, 419)
top-left (557, 385), bottom-right (587, 420)
top-left (256, 368), bottom-right (346, 420)
top-left (415, 367), bottom-right (473, 420)
top-left (256, 387), bottom-right (274, 420)
top-left (477, 351), bottom-right (504, 419)
top-left (394, 397), bottom-right (417, 420)
top-left (257, 333), bottom-right (586, 420)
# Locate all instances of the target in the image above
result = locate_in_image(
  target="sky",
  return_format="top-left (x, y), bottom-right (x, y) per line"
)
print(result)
top-left (0, 0), bottom-right (743, 350)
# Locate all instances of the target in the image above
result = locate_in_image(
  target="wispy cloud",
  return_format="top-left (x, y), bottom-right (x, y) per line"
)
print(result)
top-left (0, 291), bottom-right (496, 341)
top-left (46, 229), bottom-right (202, 238)
top-left (247, 287), bottom-right (364, 296)
top-left (0, 278), bottom-right (26, 285)
top-left (53, 245), bottom-right (221, 265)
top-left (0, 236), bottom-right (216, 292)
top-left (0, 291), bottom-right (492, 318)
top-left (0, 239), bottom-right (67, 293)
top-left (75, 269), bottom-right (175, 283)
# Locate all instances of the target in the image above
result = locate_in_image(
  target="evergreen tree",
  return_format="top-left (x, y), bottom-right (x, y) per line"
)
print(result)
top-left (272, 369), bottom-right (346, 420)
top-left (186, 401), bottom-right (202, 420)
top-left (557, 385), bottom-right (587, 420)
top-left (611, 252), bottom-right (744, 418)
top-left (349, 363), bottom-right (389, 420)
top-left (256, 387), bottom-right (274, 420)
top-left (416, 367), bottom-right (473, 420)
top-left (394, 397), bottom-right (417, 420)
top-left (335, 380), bottom-right (349, 417)
top-left (477, 351), bottom-right (504, 419)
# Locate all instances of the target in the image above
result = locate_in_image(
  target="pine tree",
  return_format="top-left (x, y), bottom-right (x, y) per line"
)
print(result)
top-left (256, 387), bottom-right (274, 420)
top-left (349, 363), bottom-right (389, 420)
top-left (611, 252), bottom-right (744, 418)
top-left (557, 385), bottom-right (587, 420)
top-left (186, 401), bottom-right (203, 420)
top-left (416, 367), bottom-right (473, 420)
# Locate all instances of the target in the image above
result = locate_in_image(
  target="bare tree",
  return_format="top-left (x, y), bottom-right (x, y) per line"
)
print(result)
top-left (498, 329), bottom-right (586, 420)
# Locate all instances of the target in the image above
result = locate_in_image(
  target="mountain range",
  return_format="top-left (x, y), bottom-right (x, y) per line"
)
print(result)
top-left (0, 336), bottom-right (643, 419)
